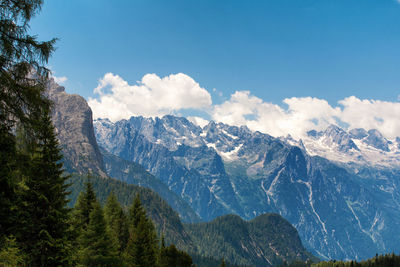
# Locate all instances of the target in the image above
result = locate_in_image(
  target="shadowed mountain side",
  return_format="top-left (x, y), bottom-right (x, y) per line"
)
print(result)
top-left (101, 147), bottom-right (200, 223)
top-left (185, 213), bottom-right (316, 267)
top-left (67, 173), bottom-right (195, 251)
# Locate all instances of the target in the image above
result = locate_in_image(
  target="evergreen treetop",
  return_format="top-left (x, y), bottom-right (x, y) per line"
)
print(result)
top-left (104, 192), bottom-right (129, 254)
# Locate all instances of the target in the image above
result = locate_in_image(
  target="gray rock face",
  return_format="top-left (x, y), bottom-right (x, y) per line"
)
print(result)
top-left (363, 129), bottom-right (391, 152)
top-left (311, 125), bottom-right (360, 153)
top-left (47, 78), bottom-right (106, 176)
top-left (94, 115), bottom-right (400, 261)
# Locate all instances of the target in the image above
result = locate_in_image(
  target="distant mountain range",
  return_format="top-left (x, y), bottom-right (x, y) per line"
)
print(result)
top-left (298, 124), bottom-right (400, 167)
top-left (47, 78), bottom-right (312, 266)
top-left (94, 115), bottom-right (400, 261)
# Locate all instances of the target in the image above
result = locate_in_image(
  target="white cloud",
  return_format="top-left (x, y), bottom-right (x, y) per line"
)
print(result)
top-left (211, 92), bottom-right (341, 138)
top-left (88, 72), bottom-right (400, 139)
top-left (339, 96), bottom-right (400, 139)
top-left (49, 67), bottom-right (68, 85)
top-left (88, 73), bottom-right (212, 121)
top-left (187, 116), bottom-right (209, 128)
top-left (53, 76), bottom-right (68, 84)
top-left (211, 92), bottom-right (400, 139)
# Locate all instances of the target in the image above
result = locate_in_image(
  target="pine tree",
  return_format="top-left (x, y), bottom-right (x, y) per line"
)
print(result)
top-left (72, 178), bottom-right (97, 229)
top-left (69, 178), bottom-right (98, 265)
top-left (104, 192), bottom-right (129, 255)
top-left (220, 258), bottom-right (226, 267)
top-left (125, 194), bottom-right (158, 267)
top-left (0, 0), bottom-right (56, 127)
top-left (0, 235), bottom-right (26, 266)
top-left (17, 109), bottom-right (71, 266)
top-left (78, 202), bottom-right (120, 266)
top-left (0, 117), bottom-right (17, 240)
top-left (159, 244), bottom-right (194, 267)
top-left (0, 0), bottom-right (56, 245)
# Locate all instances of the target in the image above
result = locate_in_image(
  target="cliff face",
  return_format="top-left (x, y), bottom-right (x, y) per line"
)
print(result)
top-left (47, 78), bottom-right (106, 176)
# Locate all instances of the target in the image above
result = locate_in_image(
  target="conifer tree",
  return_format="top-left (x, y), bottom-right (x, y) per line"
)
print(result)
top-left (72, 178), bottom-right (97, 231)
top-left (78, 202), bottom-right (120, 266)
top-left (17, 108), bottom-right (71, 266)
top-left (159, 243), bottom-right (194, 267)
top-left (0, 118), bottom-right (17, 240)
top-left (0, 0), bottom-right (56, 244)
top-left (70, 178), bottom-right (98, 264)
top-left (0, 235), bottom-right (26, 266)
top-left (104, 192), bottom-right (129, 255)
top-left (125, 194), bottom-right (158, 267)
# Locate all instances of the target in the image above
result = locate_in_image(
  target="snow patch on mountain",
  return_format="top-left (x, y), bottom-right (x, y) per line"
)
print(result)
top-left (299, 125), bottom-right (400, 168)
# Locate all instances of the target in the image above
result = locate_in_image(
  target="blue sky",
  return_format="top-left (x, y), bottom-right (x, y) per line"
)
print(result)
top-left (31, 0), bottom-right (400, 138)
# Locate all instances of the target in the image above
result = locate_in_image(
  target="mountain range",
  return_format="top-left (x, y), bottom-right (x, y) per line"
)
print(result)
top-left (46, 76), bottom-right (400, 262)
top-left (93, 114), bottom-right (400, 261)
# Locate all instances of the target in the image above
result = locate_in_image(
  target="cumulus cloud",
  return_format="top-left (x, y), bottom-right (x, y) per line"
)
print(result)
top-left (187, 116), bottom-right (209, 128)
top-left (211, 92), bottom-right (400, 139)
top-left (88, 72), bottom-right (400, 139)
top-left (211, 92), bottom-right (341, 138)
top-left (49, 67), bottom-right (68, 85)
top-left (88, 73), bottom-right (212, 121)
top-left (339, 96), bottom-right (400, 139)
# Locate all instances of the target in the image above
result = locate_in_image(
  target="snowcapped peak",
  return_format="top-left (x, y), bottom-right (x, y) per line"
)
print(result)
top-left (94, 115), bottom-right (400, 168)
top-left (301, 125), bottom-right (400, 167)
top-left (320, 124), bottom-right (359, 153)
top-left (325, 124), bottom-right (344, 133)
top-left (363, 129), bottom-right (391, 152)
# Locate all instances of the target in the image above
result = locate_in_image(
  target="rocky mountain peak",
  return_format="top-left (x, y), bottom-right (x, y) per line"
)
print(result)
top-left (47, 77), bottom-right (106, 176)
top-left (363, 129), bottom-right (391, 152)
top-left (321, 124), bottom-right (359, 152)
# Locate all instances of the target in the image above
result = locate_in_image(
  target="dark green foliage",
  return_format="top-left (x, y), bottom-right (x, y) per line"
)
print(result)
top-left (185, 213), bottom-right (315, 267)
top-left (16, 109), bottom-right (71, 266)
top-left (0, 1), bottom-right (73, 265)
top-left (0, 118), bottom-right (17, 239)
top-left (159, 244), bottom-right (194, 267)
top-left (68, 173), bottom-right (196, 251)
top-left (0, 0), bottom-right (56, 128)
top-left (78, 202), bottom-right (120, 266)
top-left (0, 235), bottom-right (26, 266)
top-left (72, 179), bottom-right (97, 231)
top-left (190, 254), bottom-right (244, 267)
top-left (69, 181), bottom-right (196, 267)
top-left (70, 179), bottom-right (98, 264)
top-left (125, 194), bottom-right (158, 267)
top-left (104, 192), bottom-right (129, 254)
top-left (0, 0), bottom-right (56, 245)
top-left (312, 253), bottom-right (400, 267)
